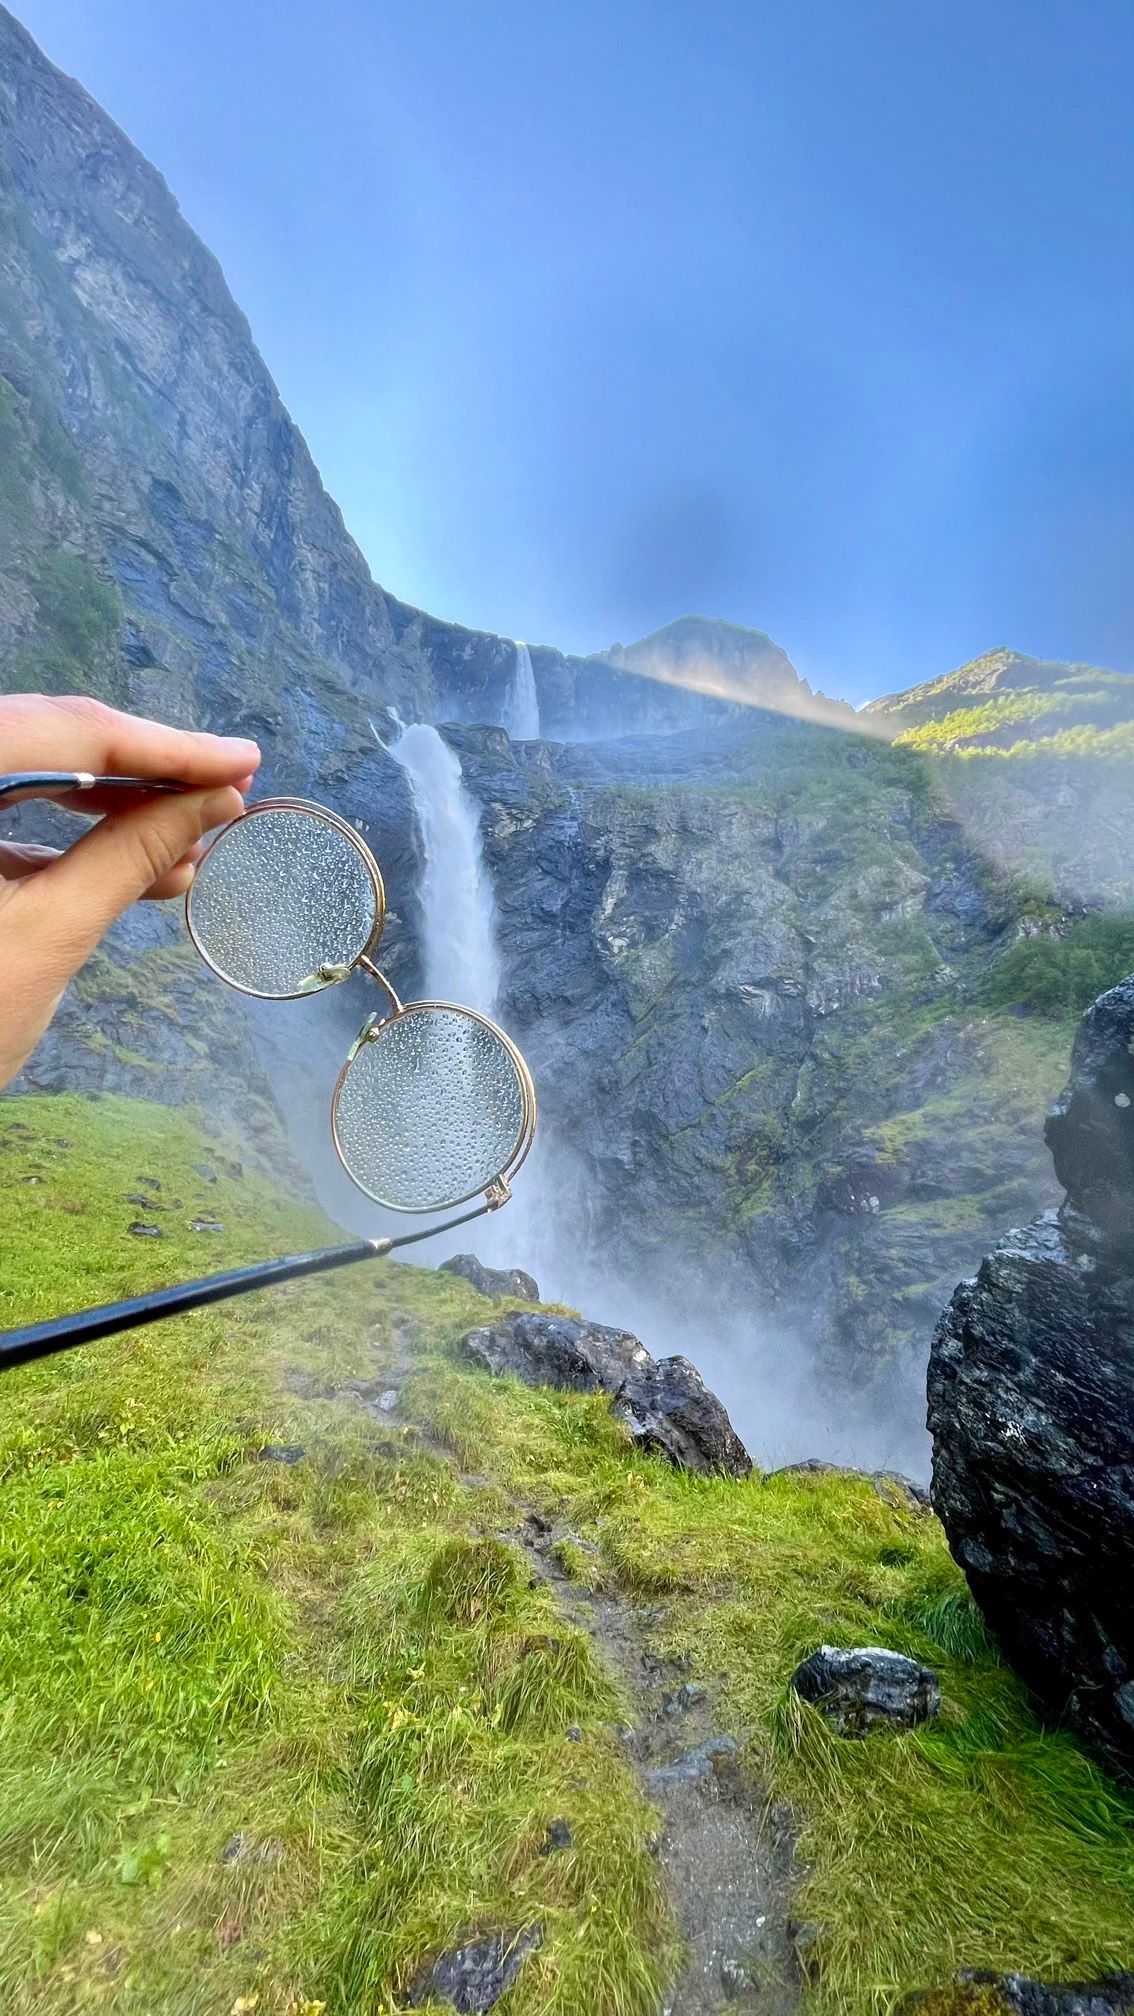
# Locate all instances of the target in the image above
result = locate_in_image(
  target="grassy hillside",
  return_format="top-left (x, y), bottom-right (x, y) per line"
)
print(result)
top-left (2, 1093), bottom-right (1133, 2014)
top-left (865, 650), bottom-right (1134, 757)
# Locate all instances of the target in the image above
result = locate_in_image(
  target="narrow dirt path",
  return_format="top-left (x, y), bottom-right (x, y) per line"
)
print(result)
top-left (320, 1318), bottom-right (802, 2015)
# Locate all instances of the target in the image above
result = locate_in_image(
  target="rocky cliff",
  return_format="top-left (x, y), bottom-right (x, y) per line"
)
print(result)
top-left (3, 5), bottom-right (1134, 1441)
top-left (929, 975), bottom-right (1134, 1773)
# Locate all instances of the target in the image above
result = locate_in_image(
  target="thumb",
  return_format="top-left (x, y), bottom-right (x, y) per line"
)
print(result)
top-left (23, 786), bottom-right (245, 967)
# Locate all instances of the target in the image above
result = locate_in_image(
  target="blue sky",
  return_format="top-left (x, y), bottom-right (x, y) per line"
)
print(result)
top-left (14, 0), bottom-right (1134, 702)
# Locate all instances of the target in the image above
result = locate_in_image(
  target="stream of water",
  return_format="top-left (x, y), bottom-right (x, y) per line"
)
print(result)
top-left (390, 723), bottom-right (502, 1013)
top-left (501, 641), bottom-right (541, 741)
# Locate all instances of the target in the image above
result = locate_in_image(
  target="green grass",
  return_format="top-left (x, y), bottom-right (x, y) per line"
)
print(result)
top-left (2, 1094), bottom-right (1133, 2013)
top-left (981, 912), bottom-right (1134, 1019)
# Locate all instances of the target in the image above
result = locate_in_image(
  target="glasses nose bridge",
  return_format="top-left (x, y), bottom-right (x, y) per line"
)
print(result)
top-left (357, 954), bottom-right (403, 1018)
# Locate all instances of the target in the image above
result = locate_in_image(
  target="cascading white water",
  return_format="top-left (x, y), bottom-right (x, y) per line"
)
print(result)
top-left (391, 723), bottom-right (501, 1013)
top-left (502, 641), bottom-right (541, 740)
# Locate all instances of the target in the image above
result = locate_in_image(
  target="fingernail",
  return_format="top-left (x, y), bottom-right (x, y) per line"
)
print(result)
top-left (213, 736), bottom-right (261, 763)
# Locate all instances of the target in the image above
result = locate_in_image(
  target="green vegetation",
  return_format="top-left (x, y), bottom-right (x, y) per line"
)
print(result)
top-left (0, 377), bottom-right (34, 529)
top-left (2, 1093), bottom-right (1133, 2013)
top-left (894, 694), bottom-right (1065, 752)
top-left (955, 722), bottom-right (1134, 762)
top-left (982, 913), bottom-right (1134, 1019)
top-left (33, 550), bottom-right (121, 674)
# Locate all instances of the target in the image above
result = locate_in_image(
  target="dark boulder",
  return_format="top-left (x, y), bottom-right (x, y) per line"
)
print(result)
top-left (440, 1252), bottom-right (540, 1302)
top-left (1044, 974), bottom-right (1134, 1256)
top-left (929, 974), bottom-right (1134, 1775)
top-left (901, 1971), bottom-right (1134, 2014)
top-left (458, 1314), bottom-right (750, 1476)
top-left (612, 1354), bottom-right (752, 1478)
top-left (458, 1312), bottom-right (649, 1392)
top-left (789, 1645), bottom-right (940, 1735)
top-left (406, 1926), bottom-right (543, 2012)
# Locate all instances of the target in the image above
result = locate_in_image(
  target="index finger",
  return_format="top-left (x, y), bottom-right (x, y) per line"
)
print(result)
top-left (0, 694), bottom-right (261, 788)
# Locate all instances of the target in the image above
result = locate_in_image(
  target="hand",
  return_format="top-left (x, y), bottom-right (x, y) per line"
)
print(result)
top-left (0, 694), bottom-right (261, 1090)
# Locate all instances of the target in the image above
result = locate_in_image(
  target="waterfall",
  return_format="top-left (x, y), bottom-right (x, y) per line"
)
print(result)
top-left (502, 641), bottom-right (541, 741)
top-left (391, 723), bottom-right (501, 1013)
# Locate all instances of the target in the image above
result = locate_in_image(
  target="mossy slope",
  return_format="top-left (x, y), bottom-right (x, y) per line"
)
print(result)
top-left (2, 1094), bottom-right (1133, 2013)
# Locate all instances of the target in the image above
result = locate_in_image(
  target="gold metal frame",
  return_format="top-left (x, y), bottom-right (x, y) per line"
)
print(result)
top-left (184, 798), bottom-right (537, 1219)
top-left (185, 797), bottom-right (386, 1001)
top-left (329, 998), bottom-right (538, 1212)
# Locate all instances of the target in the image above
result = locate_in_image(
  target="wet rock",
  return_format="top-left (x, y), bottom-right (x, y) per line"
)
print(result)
top-left (377, 1388), bottom-right (400, 1412)
top-left (459, 1314), bottom-right (750, 1476)
top-left (406, 1925), bottom-right (543, 2011)
top-left (720, 1955), bottom-right (753, 1999)
top-left (189, 1217), bottom-right (225, 1233)
top-left (790, 1645), bottom-right (940, 1735)
top-left (440, 1253), bottom-right (540, 1302)
top-left (1044, 974), bottom-right (1134, 1255)
top-left (565, 1724), bottom-right (583, 1743)
top-left (613, 1355), bottom-right (752, 1478)
top-left (124, 1192), bottom-right (164, 1209)
top-left (458, 1311), bottom-right (649, 1392)
top-left (220, 1832), bottom-right (284, 1868)
top-left (662, 1682), bottom-right (708, 1716)
top-left (929, 975), bottom-right (1134, 1773)
top-left (127, 1221), bottom-right (164, 1239)
top-left (255, 1444), bottom-right (306, 1465)
top-left (539, 1818), bottom-right (572, 1854)
top-left (900, 1971), bottom-right (1134, 2014)
top-left (644, 1735), bottom-right (739, 1791)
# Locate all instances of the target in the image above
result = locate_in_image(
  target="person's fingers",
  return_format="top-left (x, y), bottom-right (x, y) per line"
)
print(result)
top-left (48, 772), bottom-right (259, 817)
top-left (0, 841), bottom-right (60, 879)
top-left (0, 836), bottom-right (209, 898)
top-left (0, 693), bottom-right (261, 788)
top-left (19, 785), bottom-right (244, 964)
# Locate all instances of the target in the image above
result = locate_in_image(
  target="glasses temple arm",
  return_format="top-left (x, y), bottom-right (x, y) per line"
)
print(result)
top-left (0, 1198), bottom-right (503, 1372)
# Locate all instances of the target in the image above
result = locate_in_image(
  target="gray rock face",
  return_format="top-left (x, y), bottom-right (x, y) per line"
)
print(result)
top-left (6, 3), bottom-right (1134, 1416)
top-left (611, 1354), bottom-right (753, 1479)
top-left (458, 1312), bottom-right (751, 1476)
top-left (1045, 976), bottom-right (1134, 1256)
top-left (406, 1927), bottom-right (543, 2012)
top-left (929, 975), bottom-right (1134, 1773)
top-left (439, 1253), bottom-right (540, 1303)
top-left (459, 1312), bottom-right (650, 1392)
top-left (901, 1972), bottom-right (1134, 2014)
top-left (789, 1646), bottom-right (941, 1735)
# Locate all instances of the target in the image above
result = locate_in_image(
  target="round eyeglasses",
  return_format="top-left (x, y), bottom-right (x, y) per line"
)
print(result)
top-left (185, 797), bottom-right (536, 1217)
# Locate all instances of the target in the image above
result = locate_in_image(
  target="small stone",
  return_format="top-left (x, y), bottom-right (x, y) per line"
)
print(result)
top-left (644, 1735), bottom-right (739, 1791)
top-left (539, 1818), bottom-right (572, 1854)
top-left (566, 1724), bottom-right (583, 1743)
top-left (255, 1445), bottom-right (305, 1466)
top-left (195, 1163), bottom-right (219, 1183)
top-left (124, 1192), bottom-right (163, 1208)
top-left (662, 1681), bottom-right (707, 1715)
top-left (790, 1646), bottom-right (940, 1736)
top-left (189, 1218), bottom-right (225, 1233)
top-left (220, 1833), bottom-right (284, 1868)
top-left (720, 1956), bottom-right (751, 1999)
top-left (128, 1222), bottom-right (164, 1239)
top-left (899, 1972), bottom-right (1134, 2014)
top-left (377, 1389), bottom-right (400, 1412)
top-left (406, 1926), bottom-right (543, 2012)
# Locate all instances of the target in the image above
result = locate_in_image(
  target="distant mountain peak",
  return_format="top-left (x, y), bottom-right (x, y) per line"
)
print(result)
top-left (601, 615), bottom-right (855, 726)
